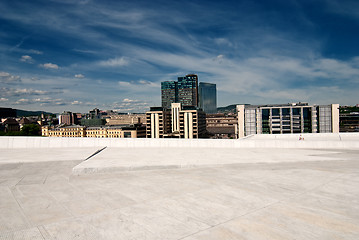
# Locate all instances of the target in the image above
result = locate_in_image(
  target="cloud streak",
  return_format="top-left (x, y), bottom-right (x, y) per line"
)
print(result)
top-left (39, 63), bottom-right (59, 70)
top-left (0, 72), bottom-right (22, 84)
top-left (20, 55), bottom-right (34, 63)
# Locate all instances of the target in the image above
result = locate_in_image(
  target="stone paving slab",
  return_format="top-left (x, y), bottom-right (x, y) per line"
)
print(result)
top-left (0, 146), bottom-right (358, 239)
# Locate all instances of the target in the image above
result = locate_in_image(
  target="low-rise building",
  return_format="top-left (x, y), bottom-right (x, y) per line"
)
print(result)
top-left (146, 103), bottom-right (206, 138)
top-left (43, 125), bottom-right (86, 137)
top-left (206, 113), bottom-right (237, 139)
top-left (2, 118), bottom-right (20, 132)
top-left (42, 124), bottom-right (145, 138)
top-left (106, 114), bottom-right (146, 126)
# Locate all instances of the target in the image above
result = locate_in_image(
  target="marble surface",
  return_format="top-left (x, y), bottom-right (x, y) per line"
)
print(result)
top-left (0, 145), bottom-right (358, 239)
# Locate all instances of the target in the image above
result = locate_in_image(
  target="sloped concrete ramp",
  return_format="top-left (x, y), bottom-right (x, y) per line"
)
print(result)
top-left (72, 147), bottom-right (346, 174)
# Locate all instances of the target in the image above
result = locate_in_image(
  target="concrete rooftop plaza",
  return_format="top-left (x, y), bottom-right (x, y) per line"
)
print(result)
top-left (0, 134), bottom-right (359, 239)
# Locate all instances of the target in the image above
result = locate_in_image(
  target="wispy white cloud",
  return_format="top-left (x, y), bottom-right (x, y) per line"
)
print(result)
top-left (214, 38), bottom-right (233, 47)
top-left (0, 97), bottom-right (8, 102)
top-left (0, 72), bottom-right (21, 84)
top-left (20, 55), bottom-right (34, 63)
top-left (12, 97), bottom-right (91, 107)
top-left (118, 79), bottom-right (159, 91)
top-left (111, 98), bottom-right (149, 112)
top-left (74, 74), bottom-right (85, 78)
top-left (39, 63), bottom-right (59, 70)
top-left (323, 0), bottom-right (359, 19)
top-left (0, 87), bottom-right (62, 97)
top-left (29, 49), bottom-right (43, 55)
top-left (1, 0), bottom-right (358, 111)
top-left (99, 57), bottom-right (128, 67)
top-left (71, 100), bottom-right (82, 105)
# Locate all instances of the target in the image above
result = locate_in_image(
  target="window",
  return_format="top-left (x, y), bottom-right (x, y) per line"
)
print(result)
top-left (292, 108), bottom-right (301, 115)
top-left (272, 108), bottom-right (280, 116)
top-left (282, 108), bottom-right (290, 115)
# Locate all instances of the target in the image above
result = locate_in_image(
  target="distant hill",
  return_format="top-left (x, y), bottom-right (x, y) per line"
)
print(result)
top-left (16, 109), bottom-right (54, 117)
top-left (217, 104), bottom-right (238, 113)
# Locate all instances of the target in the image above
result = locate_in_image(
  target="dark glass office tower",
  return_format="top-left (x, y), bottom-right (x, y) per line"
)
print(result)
top-left (161, 81), bottom-right (178, 109)
top-left (199, 82), bottom-right (217, 113)
top-left (177, 74), bottom-right (198, 107)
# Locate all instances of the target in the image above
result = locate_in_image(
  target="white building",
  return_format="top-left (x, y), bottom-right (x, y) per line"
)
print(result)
top-left (237, 103), bottom-right (339, 138)
top-left (146, 103), bottom-right (206, 138)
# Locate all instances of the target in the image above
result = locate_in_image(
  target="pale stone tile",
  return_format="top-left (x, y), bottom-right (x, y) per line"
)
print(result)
top-left (0, 227), bottom-right (44, 240)
top-left (44, 218), bottom-right (101, 240)
top-left (84, 210), bottom-right (160, 240)
top-left (0, 207), bottom-right (30, 233)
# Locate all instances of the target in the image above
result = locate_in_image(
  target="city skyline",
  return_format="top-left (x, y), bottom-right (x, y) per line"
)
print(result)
top-left (1, 0), bottom-right (359, 113)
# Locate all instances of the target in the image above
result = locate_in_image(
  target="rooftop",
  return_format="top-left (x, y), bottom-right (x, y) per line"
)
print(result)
top-left (0, 134), bottom-right (358, 239)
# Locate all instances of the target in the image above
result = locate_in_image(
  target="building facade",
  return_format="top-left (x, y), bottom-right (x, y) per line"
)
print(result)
top-left (43, 125), bottom-right (86, 137)
top-left (161, 74), bottom-right (199, 109)
top-left (42, 125), bottom-right (145, 138)
top-left (58, 111), bottom-right (80, 125)
top-left (237, 103), bottom-right (339, 138)
top-left (106, 114), bottom-right (146, 126)
top-left (145, 107), bottom-right (171, 138)
top-left (146, 103), bottom-right (206, 138)
top-left (177, 74), bottom-right (198, 107)
top-left (206, 113), bottom-right (237, 139)
top-left (199, 82), bottom-right (217, 113)
top-left (161, 81), bottom-right (178, 109)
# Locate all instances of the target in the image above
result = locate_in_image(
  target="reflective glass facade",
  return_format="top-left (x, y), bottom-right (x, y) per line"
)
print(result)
top-left (177, 74), bottom-right (198, 107)
top-left (161, 81), bottom-right (178, 109)
top-left (161, 74), bottom-right (199, 109)
top-left (199, 82), bottom-right (217, 113)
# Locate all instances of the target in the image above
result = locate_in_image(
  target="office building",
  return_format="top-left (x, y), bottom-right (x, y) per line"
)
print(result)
top-left (199, 82), bottom-right (217, 113)
top-left (58, 111), bottom-right (80, 125)
top-left (237, 103), bottom-right (339, 138)
top-left (177, 74), bottom-right (198, 107)
top-left (161, 74), bottom-right (200, 109)
top-left (146, 103), bottom-right (206, 139)
top-left (161, 81), bottom-right (178, 109)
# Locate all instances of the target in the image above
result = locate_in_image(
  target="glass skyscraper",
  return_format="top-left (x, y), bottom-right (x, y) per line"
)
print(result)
top-left (161, 81), bottom-right (178, 109)
top-left (199, 82), bottom-right (217, 113)
top-left (177, 74), bottom-right (198, 107)
top-left (161, 74), bottom-right (199, 109)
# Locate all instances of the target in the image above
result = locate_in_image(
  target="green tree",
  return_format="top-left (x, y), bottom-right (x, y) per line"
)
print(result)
top-left (20, 124), bottom-right (41, 136)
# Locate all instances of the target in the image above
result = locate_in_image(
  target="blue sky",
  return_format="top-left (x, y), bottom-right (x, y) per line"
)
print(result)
top-left (1, 0), bottom-right (359, 113)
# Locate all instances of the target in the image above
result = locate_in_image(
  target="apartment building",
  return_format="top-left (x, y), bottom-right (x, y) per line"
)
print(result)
top-left (146, 103), bottom-right (206, 138)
